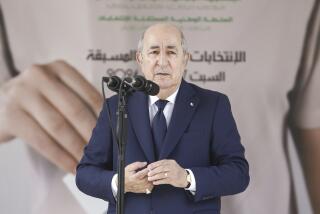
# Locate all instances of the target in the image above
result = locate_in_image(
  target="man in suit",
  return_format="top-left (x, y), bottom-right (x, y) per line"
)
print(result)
top-left (76, 23), bottom-right (249, 214)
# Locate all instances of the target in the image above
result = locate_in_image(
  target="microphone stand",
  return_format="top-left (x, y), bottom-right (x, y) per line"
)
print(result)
top-left (102, 78), bottom-right (129, 214)
top-left (102, 76), bottom-right (158, 214)
top-left (116, 80), bottom-right (128, 214)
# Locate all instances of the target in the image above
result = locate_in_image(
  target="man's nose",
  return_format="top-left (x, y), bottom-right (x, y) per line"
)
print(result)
top-left (158, 51), bottom-right (168, 67)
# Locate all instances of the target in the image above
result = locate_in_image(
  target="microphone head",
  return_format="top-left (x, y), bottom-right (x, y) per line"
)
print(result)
top-left (102, 76), bottom-right (110, 83)
top-left (107, 76), bottom-right (121, 92)
top-left (104, 75), bottom-right (159, 95)
top-left (145, 80), bottom-right (159, 96)
top-left (132, 75), bottom-right (146, 91)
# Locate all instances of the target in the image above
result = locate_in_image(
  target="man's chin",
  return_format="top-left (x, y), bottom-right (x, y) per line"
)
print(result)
top-left (153, 77), bottom-right (181, 91)
top-left (153, 79), bottom-right (170, 88)
top-left (157, 82), bottom-right (178, 91)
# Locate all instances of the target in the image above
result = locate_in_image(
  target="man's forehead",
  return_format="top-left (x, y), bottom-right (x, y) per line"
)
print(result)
top-left (143, 25), bottom-right (182, 49)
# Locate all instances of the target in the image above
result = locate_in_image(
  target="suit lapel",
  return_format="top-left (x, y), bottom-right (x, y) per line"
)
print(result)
top-left (159, 80), bottom-right (199, 159)
top-left (127, 92), bottom-right (156, 163)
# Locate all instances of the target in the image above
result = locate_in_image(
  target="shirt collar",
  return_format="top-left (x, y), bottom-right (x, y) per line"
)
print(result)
top-left (149, 85), bottom-right (180, 107)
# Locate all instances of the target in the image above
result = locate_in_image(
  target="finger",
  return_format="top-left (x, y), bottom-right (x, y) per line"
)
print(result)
top-left (7, 105), bottom-right (78, 174)
top-left (0, 83), bottom-right (15, 142)
top-left (133, 167), bottom-right (149, 179)
top-left (148, 172), bottom-right (169, 182)
top-left (152, 178), bottom-right (170, 186)
top-left (146, 183), bottom-right (154, 191)
top-left (136, 180), bottom-right (154, 192)
top-left (126, 161), bottom-right (147, 172)
top-left (147, 159), bottom-right (169, 171)
top-left (46, 61), bottom-right (103, 117)
top-left (17, 85), bottom-right (86, 161)
top-left (147, 165), bottom-right (169, 177)
top-left (142, 183), bottom-right (154, 193)
top-left (23, 65), bottom-right (97, 142)
top-left (0, 112), bottom-right (13, 141)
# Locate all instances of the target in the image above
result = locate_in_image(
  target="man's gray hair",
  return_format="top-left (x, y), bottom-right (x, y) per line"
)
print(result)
top-left (137, 26), bottom-right (188, 54)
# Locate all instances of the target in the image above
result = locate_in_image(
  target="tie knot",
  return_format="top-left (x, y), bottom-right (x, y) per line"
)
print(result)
top-left (155, 99), bottom-right (168, 111)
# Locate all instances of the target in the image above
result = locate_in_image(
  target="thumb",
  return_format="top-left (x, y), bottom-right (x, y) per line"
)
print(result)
top-left (126, 161), bottom-right (147, 172)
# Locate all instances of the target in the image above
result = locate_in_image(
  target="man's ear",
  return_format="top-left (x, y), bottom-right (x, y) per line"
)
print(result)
top-left (136, 52), bottom-right (143, 65)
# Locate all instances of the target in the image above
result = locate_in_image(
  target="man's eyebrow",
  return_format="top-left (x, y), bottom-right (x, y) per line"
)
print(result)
top-left (148, 45), bottom-right (178, 49)
top-left (167, 45), bottom-right (177, 49)
top-left (149, 46), bottom-right (160, 49)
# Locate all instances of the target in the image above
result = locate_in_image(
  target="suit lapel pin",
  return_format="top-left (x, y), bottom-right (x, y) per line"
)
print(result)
top-left (190, 102), bottom-right (194, 107)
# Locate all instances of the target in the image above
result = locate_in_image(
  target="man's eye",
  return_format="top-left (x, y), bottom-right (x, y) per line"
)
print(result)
top-left (149, 51), bottom-right (159, 54)
top-left (168, 51), bottom-right (176, 55)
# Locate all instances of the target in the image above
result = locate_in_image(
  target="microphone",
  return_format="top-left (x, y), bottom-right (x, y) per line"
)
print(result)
top-left (102, 76), bottom-right (121, 93)
top-left (125, 75), bottom-right (159, 96)
top-left (103, 76), bottom-right (132, 93)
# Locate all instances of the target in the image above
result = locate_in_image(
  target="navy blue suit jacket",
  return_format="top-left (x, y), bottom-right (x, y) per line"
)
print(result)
top-left (76, 79), bottom-right (249, 214)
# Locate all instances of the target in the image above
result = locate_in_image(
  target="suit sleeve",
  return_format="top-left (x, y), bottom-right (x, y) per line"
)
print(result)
top-left (190, 94), bottom-right (249, 202)
top-left (76, 99), bottom-right (116, 204)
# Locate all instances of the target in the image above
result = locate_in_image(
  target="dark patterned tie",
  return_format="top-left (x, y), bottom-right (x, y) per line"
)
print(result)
top-left (152, 99), bottom-right (169, 159)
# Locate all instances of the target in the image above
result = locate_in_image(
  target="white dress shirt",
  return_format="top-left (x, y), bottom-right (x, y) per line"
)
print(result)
top-left (111, 86), bottom-right (196, 197)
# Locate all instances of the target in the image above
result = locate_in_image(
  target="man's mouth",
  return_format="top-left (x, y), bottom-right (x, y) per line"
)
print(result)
top-left (155, 73), bottom-right (170, 76)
